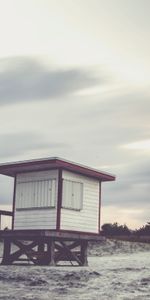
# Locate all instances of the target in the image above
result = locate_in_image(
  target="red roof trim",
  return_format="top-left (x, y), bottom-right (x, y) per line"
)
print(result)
top-left (0, 157), bottom-right (115, 181)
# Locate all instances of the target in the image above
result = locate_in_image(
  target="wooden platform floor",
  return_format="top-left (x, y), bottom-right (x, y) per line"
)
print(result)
top-left (0, 230), bottom-right (105, 241)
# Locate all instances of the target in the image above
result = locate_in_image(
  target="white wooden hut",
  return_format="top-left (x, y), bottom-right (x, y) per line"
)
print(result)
top-left (0, 157), bottom-right (115, 266)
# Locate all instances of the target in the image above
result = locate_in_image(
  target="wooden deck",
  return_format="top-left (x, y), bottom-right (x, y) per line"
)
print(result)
top-left (0, 229), bottom-right (104, 241)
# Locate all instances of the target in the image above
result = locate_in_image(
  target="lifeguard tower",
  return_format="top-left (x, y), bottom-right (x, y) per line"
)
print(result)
top-left (0, 157), bottom-right (115, 265)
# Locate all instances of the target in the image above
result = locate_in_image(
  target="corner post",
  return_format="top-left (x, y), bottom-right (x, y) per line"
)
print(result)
top-left (98, 181), bottom-right (101, 233)
top-left (56, 168), bottom-right (63, 231)
top-left (1, 238), bottom-right (11, 265)
top-left (12, 176), bottom-right (17, 230)
top-left (47, 238), bottom-right (55, 266)
top-left (81, 240), bottom-right (88, 266)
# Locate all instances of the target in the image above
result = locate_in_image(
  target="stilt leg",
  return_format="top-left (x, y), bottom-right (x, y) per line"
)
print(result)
top-left (1, 238), bottom-right (11, 265)
top-left (47, 239), bottom-right (55, 266)
top-left (36, 240), bottom-right (45, 265)
top-left (81, 241), bottom-right (88, 266)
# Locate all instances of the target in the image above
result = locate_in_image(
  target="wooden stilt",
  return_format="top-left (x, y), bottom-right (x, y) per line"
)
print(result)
top-left (36, 240), bottom-right (45, 265)
top-left (81, 240), bottom-right (88, 266)
top-left (47, 239), bottom-right (55, 266)
top-left (1, 238), bottom-right (11, 265)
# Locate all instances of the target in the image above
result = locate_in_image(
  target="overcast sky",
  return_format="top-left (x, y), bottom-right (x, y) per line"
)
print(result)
top-left (0, 0), bottom-right (150, 229)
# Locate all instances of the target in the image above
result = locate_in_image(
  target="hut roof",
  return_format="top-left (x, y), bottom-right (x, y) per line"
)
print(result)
top-left (0, 157), bottom-right (115, 182)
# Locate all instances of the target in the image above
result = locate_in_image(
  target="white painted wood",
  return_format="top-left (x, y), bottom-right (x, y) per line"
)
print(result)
top-left (14, 209), bottom-right (56, 229)
top-left (61, 170), bottom-right (100, 233)
top-left (62, 180), bottom-right (83, 210)
top-left (14, 168), bottom-right (100, 233)
top-left (14, 170), bottom-right (58, 229)
top-left (16, 179), bottom-right (56, 209)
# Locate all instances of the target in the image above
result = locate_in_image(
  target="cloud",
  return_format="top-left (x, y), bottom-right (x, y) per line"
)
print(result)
top-left (0, 56), bottom-right (100, 105)
top-left (0, 58), bottom-right (149, 227)
top-left (103, 158), bottom-right (150, 209)
top-left (0, 130), bottom-right (70, 205)
top-left (121, 140), bottom-right (150, 152)
top-left (83, 88), bottom-right (150, 141)
top-left (68, 87), bottom-right (150, 167)
top-left (0, 176), bottom-right (14, 205)
top-left (0, 131), bottom-right (68, 159)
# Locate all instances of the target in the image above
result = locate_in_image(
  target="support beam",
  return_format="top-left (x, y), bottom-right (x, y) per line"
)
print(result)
top-left (81, 240), bottom-right (88, 266)
top-left (12, 176), bottom-right (16, 230)
top-left (1, 239), bottom-right (11, 265)
top-left (0, 229), bottom-right (104, 266)
top-left (0, 237), bottom-right (89, 266)
top-left (56, 168), bottom-right (63, 230)
top-left (48, 239), bottom-right (55, 266)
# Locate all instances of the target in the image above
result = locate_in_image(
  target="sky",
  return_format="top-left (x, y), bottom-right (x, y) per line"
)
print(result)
top-left (0, 0), bottom-right (149, 229)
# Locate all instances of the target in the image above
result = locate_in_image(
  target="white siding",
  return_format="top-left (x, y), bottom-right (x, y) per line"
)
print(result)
top-left (16, 179), bottom-right (56, 209)
top-left (14, 170), bottom-right (58, 229)
top-left (61, 170), bottom-right (100, 233)
top-left (62, 180), bottom-right (83, 210)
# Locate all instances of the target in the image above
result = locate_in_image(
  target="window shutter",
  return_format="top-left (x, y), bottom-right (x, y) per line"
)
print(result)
top-left (62, 179), bottom-right (83, 210)
top-left (16, 179), bottom-right (56, 209)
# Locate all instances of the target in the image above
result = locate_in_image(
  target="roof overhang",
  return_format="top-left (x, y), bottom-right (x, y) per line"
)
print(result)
top-left (0, 157), bottom-right (115, 182)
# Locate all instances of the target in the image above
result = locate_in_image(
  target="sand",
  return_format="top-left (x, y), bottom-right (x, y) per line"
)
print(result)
top-left (0, 239), bottom-right (149, 300)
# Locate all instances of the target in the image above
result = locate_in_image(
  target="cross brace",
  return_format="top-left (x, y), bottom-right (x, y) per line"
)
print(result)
top-left (1, 237), bottom-right (88, 266)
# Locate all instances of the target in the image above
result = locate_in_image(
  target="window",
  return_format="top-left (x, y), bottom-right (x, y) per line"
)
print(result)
top-left (15, 179), bottom-right (56, 210)
top-left (62, 179), bottom-right (83, 210)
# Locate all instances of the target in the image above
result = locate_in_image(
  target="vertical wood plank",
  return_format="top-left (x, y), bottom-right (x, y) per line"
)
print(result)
top-left (48, 239), bottom-right (55, 266)
top-left (12, 176), bottom-right (16, 230)
top-left (56, 168), bottom-right (62, 230)
top-left (1, 238), bottom-right (11, 264)
top-left (81, 240), bottom-right (88, 266)
top-left (98, 182), bottom-right (101, 233)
